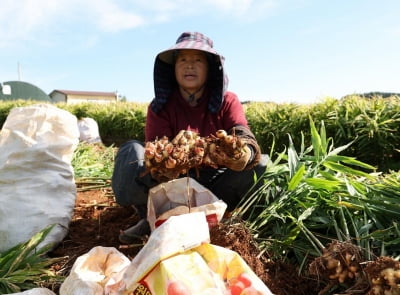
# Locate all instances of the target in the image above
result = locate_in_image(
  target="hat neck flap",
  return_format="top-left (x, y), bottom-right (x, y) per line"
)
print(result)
top-left (151, 32), bottom-right (227, 114)
top-left (152, 55), bottom-right (226, 114)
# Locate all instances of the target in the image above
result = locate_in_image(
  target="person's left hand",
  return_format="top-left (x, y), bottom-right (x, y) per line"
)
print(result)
top-left (211, 145), bottom-right (252, 171)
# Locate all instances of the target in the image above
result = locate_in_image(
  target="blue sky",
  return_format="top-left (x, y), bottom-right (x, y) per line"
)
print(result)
top-left (1, 0), bottom-right (399, 104)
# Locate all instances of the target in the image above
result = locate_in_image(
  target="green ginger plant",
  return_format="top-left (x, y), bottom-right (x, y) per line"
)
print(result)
top-left (234, 117), bottom-right (400, 267)
top-left (0, 225), bottom-right (64, 294)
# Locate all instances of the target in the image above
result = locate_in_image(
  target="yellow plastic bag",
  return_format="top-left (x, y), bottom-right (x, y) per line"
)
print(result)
top-left (62, 213), bottom-right (274, 295)
top-left (121, 213), bottom-right (273, 295)
top-left (130, 243), bottom-right (272, 295)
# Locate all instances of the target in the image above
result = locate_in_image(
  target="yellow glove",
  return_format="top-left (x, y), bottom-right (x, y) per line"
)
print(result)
top-left (212, 145), bottom-right (252, 171)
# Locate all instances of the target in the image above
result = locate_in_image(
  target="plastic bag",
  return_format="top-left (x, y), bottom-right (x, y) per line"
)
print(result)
top-left (60, 213), bottom-right (273, 294)
top-left (147, 177), bottom-right (227, 231)
top-left (118, 212), bottom-right (273, 294)
top-left (77, 117), bottom-right (102, 144)
top-left (132, 243), bottom-right (272, 295)
top-left (60, 246), bottom-right (131, 295)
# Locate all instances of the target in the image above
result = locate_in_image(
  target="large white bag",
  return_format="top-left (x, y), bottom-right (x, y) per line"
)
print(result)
top-left (77, 117), bottom-right (102, 143)
top-left (0, 103), bottom-right (79, 252)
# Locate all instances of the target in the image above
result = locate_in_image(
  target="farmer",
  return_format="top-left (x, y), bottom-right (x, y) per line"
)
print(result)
top-left (112, 32), bottom-right (268, 244)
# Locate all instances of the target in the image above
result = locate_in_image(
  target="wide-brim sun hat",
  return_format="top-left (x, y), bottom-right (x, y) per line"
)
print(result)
top-left (151, 32), bottom-right (228, 114)
top-left (157, 32), bottom-right (221, 65)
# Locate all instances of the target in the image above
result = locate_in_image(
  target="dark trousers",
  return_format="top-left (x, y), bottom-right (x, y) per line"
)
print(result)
top-left (111, 140), bottom-right (268, 214)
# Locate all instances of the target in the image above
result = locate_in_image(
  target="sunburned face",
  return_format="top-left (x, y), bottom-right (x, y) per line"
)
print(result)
top-left (175, 49), bottom-right (208, 94)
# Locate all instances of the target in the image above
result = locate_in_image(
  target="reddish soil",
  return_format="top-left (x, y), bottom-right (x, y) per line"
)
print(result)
top-left (49, 187), bottom-right (320, 295)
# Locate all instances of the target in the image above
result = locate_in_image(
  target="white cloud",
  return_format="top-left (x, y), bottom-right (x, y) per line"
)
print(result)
top-left (0, 0), bottom-right (62, 47)
top-left (84, 0), bottom-right (144, 32)
top-left (0, 0), bottom-right (277, 48)
top-left (0, 0), bottom-right (144, 47)
top-left (131, 0), bottom-right (278, 21)
top-left (205, 0), bottom-right (278, 19)
top-left (208, 0), bottom-right (254, 14)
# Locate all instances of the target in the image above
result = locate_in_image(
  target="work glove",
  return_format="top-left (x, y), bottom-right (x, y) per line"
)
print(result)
top-left (211, 145), bottom-right (252, 171)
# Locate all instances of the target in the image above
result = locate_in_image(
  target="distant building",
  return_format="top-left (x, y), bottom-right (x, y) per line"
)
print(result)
top-left (49, 89), bottom-right (118, 104)
top-left (0, 81), bottom-right (51, 102)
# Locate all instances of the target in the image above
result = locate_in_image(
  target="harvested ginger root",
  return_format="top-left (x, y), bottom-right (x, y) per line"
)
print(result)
top-left (143, 129), bottom-right (248, 181)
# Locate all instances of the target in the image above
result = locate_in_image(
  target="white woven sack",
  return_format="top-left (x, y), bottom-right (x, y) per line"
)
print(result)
top-left (0, 103), bottom-right (79, 252)
top-left (77, 117), bottom-right (102, 143)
